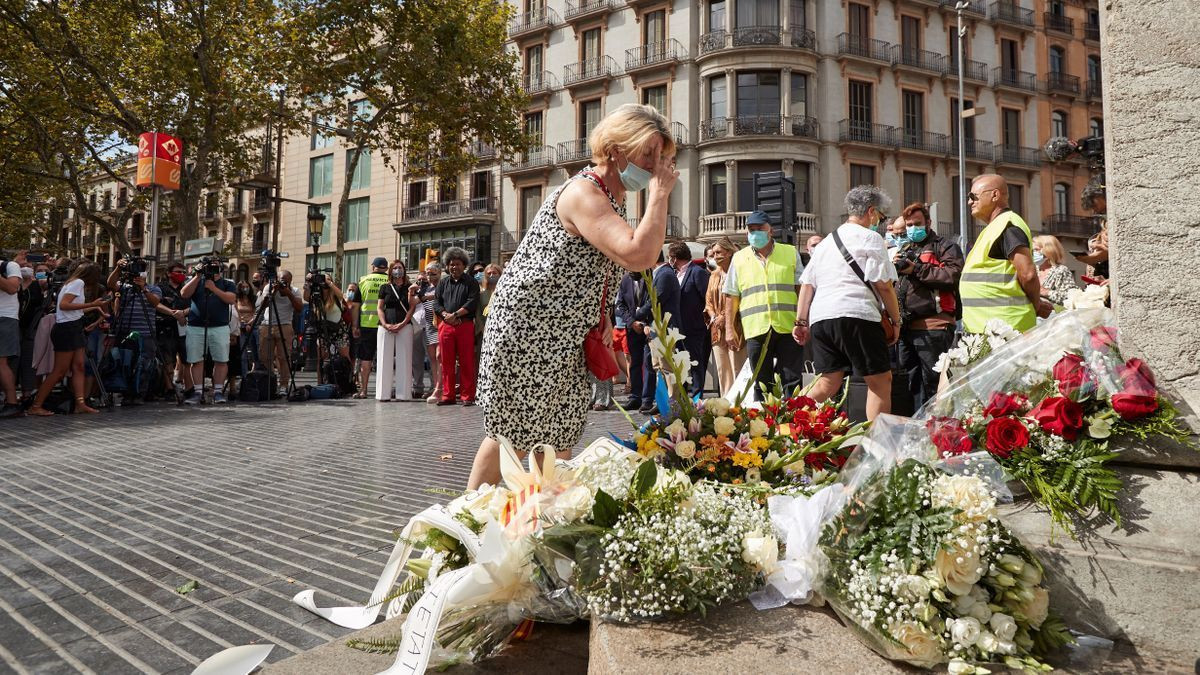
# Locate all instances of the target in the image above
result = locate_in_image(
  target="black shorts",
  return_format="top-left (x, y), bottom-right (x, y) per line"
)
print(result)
top-left (357, 327), bottom-right (377, 361)
top-left (50, 318), bottom-right (86, 352)
top-left (809, 317), bottom-right (891, 377)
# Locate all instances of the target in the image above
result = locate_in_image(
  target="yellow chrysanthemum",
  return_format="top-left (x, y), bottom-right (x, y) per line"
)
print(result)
top-left (731, 451), bottom-right (763, 468)
top-left (749, 437), bottom-right (771, 453)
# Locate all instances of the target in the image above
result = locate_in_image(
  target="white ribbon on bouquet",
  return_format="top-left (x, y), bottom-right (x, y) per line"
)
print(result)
top-left (749, 483), bottom-right (848, 610)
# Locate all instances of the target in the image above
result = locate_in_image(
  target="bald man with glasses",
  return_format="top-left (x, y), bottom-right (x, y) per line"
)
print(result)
top-left (960, 174), bottom-right (1053, 334)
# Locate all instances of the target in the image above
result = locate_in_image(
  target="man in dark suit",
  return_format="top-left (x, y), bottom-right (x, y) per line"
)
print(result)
top-left (616, 270), bottom-right (647, 411)
top-left (632, 250), bottom-right (680, 414)
top-left (668, 240), bottom-right (711, 397)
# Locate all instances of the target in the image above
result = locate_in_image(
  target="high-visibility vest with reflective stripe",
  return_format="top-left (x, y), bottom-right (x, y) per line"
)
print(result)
top-left (357, 272), bottom-right (388, 328)
top-left (731, 243), bottom-right (798, 338)
top-left (960, 211), bottom-right (1035, 333)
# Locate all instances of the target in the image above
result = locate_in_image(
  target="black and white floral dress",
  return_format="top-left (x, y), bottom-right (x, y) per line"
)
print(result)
top-left (478, 169), bottom-right (624, 453)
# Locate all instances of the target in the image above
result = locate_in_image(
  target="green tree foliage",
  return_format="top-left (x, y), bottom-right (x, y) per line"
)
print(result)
top-left (285, 0), bottom-right (530, 280)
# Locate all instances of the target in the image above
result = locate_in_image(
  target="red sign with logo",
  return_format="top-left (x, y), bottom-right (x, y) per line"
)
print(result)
top-left (136, 132), bottom-right (183, 190)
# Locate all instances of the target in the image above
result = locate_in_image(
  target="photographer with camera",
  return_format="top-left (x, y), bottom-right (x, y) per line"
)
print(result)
top-left (303, 270), bottom-right (351, 386)
top-left (103, 257), bottom-right (166, 405)
top-left (255, 267), bottom-right (302, 394)
top-left (180, 257), bottom-right (236, 404)
top-left (890, 204), bottom-right (964, 410)
top-left (157, 263), bottom-right (193, 400)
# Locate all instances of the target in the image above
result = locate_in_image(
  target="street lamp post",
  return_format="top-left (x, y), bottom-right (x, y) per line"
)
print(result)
top-left (307, 206), bottom-right (326, 262)
top-left (955, 1), bottom-right (970, 246)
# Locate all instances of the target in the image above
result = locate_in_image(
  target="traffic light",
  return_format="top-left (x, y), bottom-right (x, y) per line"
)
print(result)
top-left (753, 171), bottom-right (796, 243)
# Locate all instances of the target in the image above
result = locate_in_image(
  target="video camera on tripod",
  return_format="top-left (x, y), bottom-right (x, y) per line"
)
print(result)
top-left (259, 249), bottom-right (289, 284)
top-left (119, 253), bottom-right (156, 284)
top-left (305, 267), bottom-right (333, 295)
top-left (195, 255), bottom-right (228, 280)
top-left (1043, 135), bottom-right (1105, 172)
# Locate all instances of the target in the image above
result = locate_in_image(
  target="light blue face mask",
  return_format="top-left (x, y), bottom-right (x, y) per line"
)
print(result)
top-left (1033, 251), bottom-right (1046, 267)
top-left (906, 225), bottom-right (928, 243)
top-left (619, 158), bottom-right (652, 192)
top-left (747, 230), bottom-right (770, 250)
top-left (886, 233), bottom-right (908, 248)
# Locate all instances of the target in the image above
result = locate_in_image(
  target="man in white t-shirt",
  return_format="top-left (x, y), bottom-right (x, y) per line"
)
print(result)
top-left (0, 252), bottom-right (26, 416)
top-left (256, 269), bottom-right (302, 389)
top-left (792, 186), bottom-right (901, 421)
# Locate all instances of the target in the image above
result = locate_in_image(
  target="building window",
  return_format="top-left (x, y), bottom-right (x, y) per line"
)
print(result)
top-left (1002, 108), bottom-right (1021, 147)
top-left (903, 171), bottom-right (927, 206)
top-left (793, 162), bottom-right (811, 213)
top-left (1049, 0), bottom-right (1064, 16)
top-left (342, 250), bottom-right (367, 288)
top-left (1009, 184), bottom-right (1025, 216)
top-left (708, 0), bottom-right (726, 31)
top-left (580, 99), bottom-right (603, 140)
top-left (736, 0), bottom-right (778, 27)
top-left (848, 3), bottom-right (870, 39)
top-left (525, 44), bottom-right (543, 80)
top-left (1090, 117), bottom-right (1104, 137)
top-left (900, 15), bottom-right (921, 51)
top-left (520, 186), bottom-right (543, 233)
top-left (440, 177), bottom-right (457, 202)
top-left (1001, 38), bottom-right (1019, 73)
top-left (1087, 54), bottom-right (1102, 82)
top-left (789, 0), bottom-right (806, 30)
top-left (1051, 111), bottom-right (1068, 138)
top-left (311, 113), bottom-right (334, 150)
top-left (470, 171), bottom-right (491, 201)
top-left (349, 99), bottom-right (374, 123)
top-left (642, 85), bottom-right (667, 114)
top-left (736, 71), bottom-right (781, 117)
top-left (233, 189), bottom-right (244, 214)
top-left (524, 111), bottom-right (543, 144)
top-left (1049, 47), bottom-right (1065, 74)
top-left (709, 164), bottom-right (727, 214)
top-left (581, 27), bottom-right (602, 62)
top-left (408, 182), bottom-right (427, 208)
top-left (790, 73), bottom-right (808, 117)
top-left (346, 198), bottom-right (369, 242)
top-left (643, 9), bottom-right (665, 45)
top-left (308, 154), bottom-right (333, 198)
top-left (850, 163), bottom-right (876, 189)
top-left (347, 150), bottom-right (371, 190)
top-left (849, 80), bottom-right (873, 128)
top-left (709, 75), bottom-right (727, 119)
top-left (1054, 183), bottom-right (1070, 215)
top-left (902, 90), bottom-right (924, 136)
top-left (316, 204), bottom-right (332, 245)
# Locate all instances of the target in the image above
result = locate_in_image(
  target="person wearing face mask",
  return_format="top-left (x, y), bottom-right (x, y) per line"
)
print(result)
top-left (467, 102), bottom-right (679, 490)
top-left (255, 269), bottom-right (302, 395)
top-left (668, 240), bottom-right (710, 398)
top-left (722, 210), bottom-right (806, 400)
top-left (1032, 235), bottom-right (1077, 306)
top-left (885, 215), bottom-right (909, 255)
top-left (156, 263), bottom-right (193, 400)
top-left (17, 259), bottom-right (46, 401)
top-left (474, 263), bottom-right (503, 365)
top-left (351, 257), bottom-right (391, 398)
top-left (892, 203), bottom-right (964, 410)
top-left (375, 259), bottom-right (418, 401)
top-left (103, 258), bottom-right (164, 405)
top-left (704, 237), bottom-right (745, 397)
top-left (792, 186), bottom-right (901, 422)
top-left (961, 174), bottom-right (1052, 334)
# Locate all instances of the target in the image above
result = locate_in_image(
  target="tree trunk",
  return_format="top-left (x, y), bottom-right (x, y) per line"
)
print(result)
top-left (334, 143), bottom-right (366, 285)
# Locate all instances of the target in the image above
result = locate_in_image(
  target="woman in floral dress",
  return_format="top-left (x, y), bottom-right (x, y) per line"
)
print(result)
top-left (467, 104), bottom-right (679, 489)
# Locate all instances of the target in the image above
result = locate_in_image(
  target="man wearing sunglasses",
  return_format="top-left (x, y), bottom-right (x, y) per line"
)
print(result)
top-left (960, 174), bottom-right (1053, 334)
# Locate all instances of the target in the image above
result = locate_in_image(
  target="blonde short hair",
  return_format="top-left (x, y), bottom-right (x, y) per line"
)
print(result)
top-left (1033, 234), bottom-right (1065, 266)
top-left (712, 236), bottom-right (740, 255)
top-left (589, 103), bottom-right (675, 165)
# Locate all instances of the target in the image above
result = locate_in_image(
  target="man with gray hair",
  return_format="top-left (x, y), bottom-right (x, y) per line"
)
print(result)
top-left (793, 185), bottom-right (901, 421)
top-left (433, 246), bottom-right (480, 405)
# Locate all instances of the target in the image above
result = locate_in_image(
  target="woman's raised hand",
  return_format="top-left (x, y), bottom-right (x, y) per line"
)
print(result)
top-left (650, 138), bottom-right (678, 197)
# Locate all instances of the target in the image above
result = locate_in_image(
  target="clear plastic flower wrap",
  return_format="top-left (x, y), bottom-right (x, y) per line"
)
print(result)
top-left (817, 415), bottom-right (1091, 673)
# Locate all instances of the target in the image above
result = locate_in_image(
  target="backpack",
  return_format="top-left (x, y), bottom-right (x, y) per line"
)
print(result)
top-left (240, 370), bottom-right (278, 403)
top-left (322, 353), bottom-right (355, 398)
top-left (100, 333), bottom-right (144, 395)
top-left (0, 258), bottom-right (9, 278)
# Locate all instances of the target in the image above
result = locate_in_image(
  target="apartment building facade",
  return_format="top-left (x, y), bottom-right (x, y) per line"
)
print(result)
top-left (41, 0), bottom-right (1103, 279)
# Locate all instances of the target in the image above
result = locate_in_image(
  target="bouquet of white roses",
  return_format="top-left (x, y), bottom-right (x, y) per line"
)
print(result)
top-left (819, 419), bottom-right (1073, 673)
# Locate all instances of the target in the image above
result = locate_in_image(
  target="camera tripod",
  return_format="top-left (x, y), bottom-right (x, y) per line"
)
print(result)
top-left (106, 277), bottom-right (161, 405)
top-left (244, 273), bottom-right (298, 398)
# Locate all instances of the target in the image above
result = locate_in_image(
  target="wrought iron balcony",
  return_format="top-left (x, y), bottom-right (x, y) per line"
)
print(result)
top-left (993, 144), bottom-right (1041, 167)
top-left (892, 45), bottom-right (946, 75)
top-left (563, 55), bottom-right (619, 88)
top-left (790, 26), bottom-right (816, 50)
top-left (1042, 214), bottom-right (1098, 236)
top-left (837, 33), bottom-right (892, 63)
top-left (700, 117), bottom-right (729, 141)
top-left (732, 24), bottom-right (781, 47)
top-left (503, 145), bottom-right (556, 174)
top-left (627, 214), bottom-right (686, 238)
top-left (508, 6), bottom-right (559, 39)
top-left (893, 128), bottom-right (951, 155)
top-left (992, 67), bottom-right (1038, 93)
top-left (556, 139), bottom-right (592, 165)
top-left (625, 38), bottom-right (686, 74)
top-left (672, 121), bottom-right (690, 147)
top-left (838, 120), bottom-right (895, 147)
top-left (1085, 79), bottom-right (1103, 100)
top-left (940, 0), bottom-right (986, 15)
top-left (954, 137), bottom-right (995, 162)
top-left (1084, 22), bottom-right (1101, 41)
top-left (564, 0), bottom-right (613, 23)
top-left (788, 115), bottom-right (819, 139)
top-left (1043, 72), bottom-right (1081, 95)
top-left (469, 139), bottom-right (497, 160)
top-left (252, 190), bottom-right (272, 211)
top-left (523, 70), bottom-right (559, 95)
top-left (127, 227), bottom-right (144, 242)
top-left (1043, 11), bottom-right (1073, 35)
top-left (945, 56), bottom-right (989, 83)
top-left (401, 197), bottom-right (498, 224)
top-left (990, 1), bottom-right (1034, 28)
top-left (733, 114), bottom-right (783, 136)
top-left (698, 29), bottom-right (728, 55)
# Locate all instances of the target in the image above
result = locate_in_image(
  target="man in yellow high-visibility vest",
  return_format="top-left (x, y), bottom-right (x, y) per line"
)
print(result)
top-left (723, 210), bottom-right (805, 399)
top-left (960, 174), bottom-right (1053, 333)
